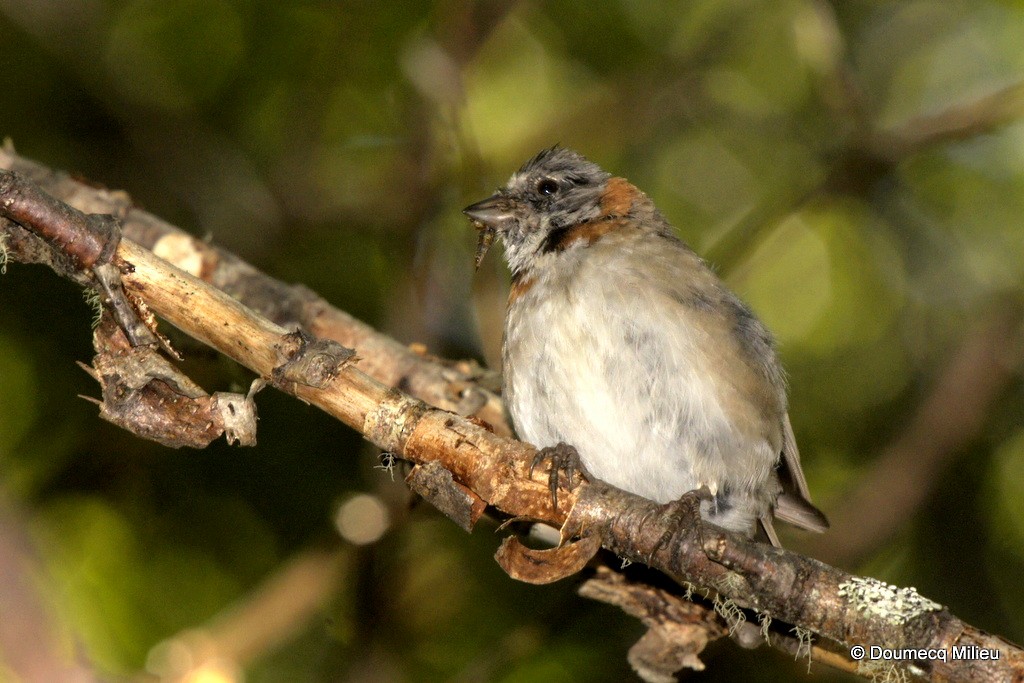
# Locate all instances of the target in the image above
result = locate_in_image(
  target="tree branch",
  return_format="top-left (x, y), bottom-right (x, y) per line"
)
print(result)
top-left (2, 152), bottom-right (1022, 681)
top-left (0, 142), bottom-right (508, 436)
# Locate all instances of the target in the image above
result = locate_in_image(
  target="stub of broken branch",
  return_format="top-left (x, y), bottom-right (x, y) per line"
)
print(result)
top-left (83, 314), bottom-right (259, 448)
top-left (271, 330), bottom-right (356, 391)
top-left (0, 168), bottom-right (118, 271)
top-left (405, 461), bottom-right (486, 532)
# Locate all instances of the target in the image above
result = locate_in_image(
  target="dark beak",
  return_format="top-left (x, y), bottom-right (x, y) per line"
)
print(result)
top-left (462, 194), bottom-right (512, 231)
top-left (463, 194), bottom-right (510, 269)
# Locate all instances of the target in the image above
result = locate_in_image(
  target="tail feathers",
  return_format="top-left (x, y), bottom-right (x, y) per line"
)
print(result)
top-left (774, 492), bottom-right (829, 533)
top-left (759, 515), bottom-right (782, 548)
top-left (777, 412), bottom-right (829, 535)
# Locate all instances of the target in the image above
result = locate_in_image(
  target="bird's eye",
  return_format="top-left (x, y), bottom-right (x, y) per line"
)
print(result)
top-left (536, 178), bottom-right (559, 196)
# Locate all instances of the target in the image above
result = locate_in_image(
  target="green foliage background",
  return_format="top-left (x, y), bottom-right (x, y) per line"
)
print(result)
top-left (2, 1), bottom-right (1024, 681)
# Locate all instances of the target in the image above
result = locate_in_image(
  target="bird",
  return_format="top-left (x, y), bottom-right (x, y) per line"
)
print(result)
top-left (463, 146), bottom-right (828, 546)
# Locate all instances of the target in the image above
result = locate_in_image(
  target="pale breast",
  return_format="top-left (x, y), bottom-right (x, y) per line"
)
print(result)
top-left (501, 232), bottom-right (784, 532)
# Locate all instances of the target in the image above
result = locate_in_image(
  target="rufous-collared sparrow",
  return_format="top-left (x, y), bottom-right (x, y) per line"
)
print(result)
top-left (464, 147), bottom-right (827, 545)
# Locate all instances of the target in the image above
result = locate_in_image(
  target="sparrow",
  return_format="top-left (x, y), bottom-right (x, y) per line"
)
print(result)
top-left (463, 146), bottom-right (828, 545)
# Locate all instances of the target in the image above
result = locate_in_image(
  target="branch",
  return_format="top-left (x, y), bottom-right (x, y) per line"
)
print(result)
top-left (874, 80), bottom-right (1024, 160)
top-left (0, 142), bottom-right (508, 436)
top-left (2, 153), bottom-right (1022, 681)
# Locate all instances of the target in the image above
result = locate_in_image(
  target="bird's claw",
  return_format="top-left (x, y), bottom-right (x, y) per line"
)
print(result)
top-left (645, 485), bottom-right (714, 564)
top-left (530, 442), bottom-right (589, 511)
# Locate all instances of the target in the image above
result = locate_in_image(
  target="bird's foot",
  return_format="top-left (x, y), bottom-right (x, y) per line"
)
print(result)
top-left (530, 442), bottom-right (590, 511)
top-left (644, 485), bottom-right (714, 564)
